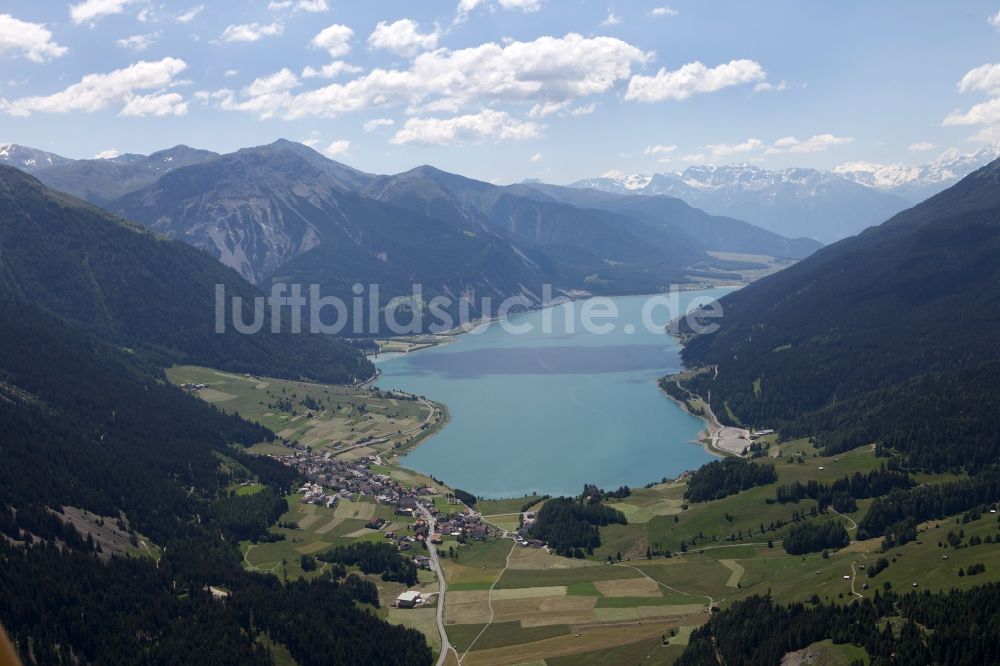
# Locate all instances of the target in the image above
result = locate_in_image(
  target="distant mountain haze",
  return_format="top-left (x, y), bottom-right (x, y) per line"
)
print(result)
top-left (31, 145), bottom-right (219, 206)
top-left (571, 165), bottom-right (912, 243)
top-left (509, 181), bottom-right (822, 259)
top-left (569, 146), bottom-right (1000, 243)
top-left (0, 144), bottom-right (72, 173)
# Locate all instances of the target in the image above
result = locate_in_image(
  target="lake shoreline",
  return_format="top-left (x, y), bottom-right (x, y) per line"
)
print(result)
top-left (657, 364), bottom-right (753, 458)
top-left (656, 377), bottom-right (725, 459)
top-left (372, 289), bottom-right (731, 498)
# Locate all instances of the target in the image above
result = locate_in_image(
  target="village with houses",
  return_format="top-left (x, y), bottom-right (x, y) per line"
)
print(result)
top-left (271, 446), bottom-right (550, 609)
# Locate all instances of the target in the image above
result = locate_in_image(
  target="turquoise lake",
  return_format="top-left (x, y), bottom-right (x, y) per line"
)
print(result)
top-left (374, 289), bottom-right (734, 498)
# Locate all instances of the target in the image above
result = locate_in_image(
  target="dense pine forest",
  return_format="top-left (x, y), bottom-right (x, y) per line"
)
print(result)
top-left (775, 465), bottom-right (914, 512)
top-left (678, 586), bottom-right (1000, 665)
top-left (530, 496), bottom-right (628, 557)
top-left (782, 520), bottom-right (850, 555)
top-left (684, 457), bottom-right (777, 502)
top-left (318, 542), bottom-right (419, 585)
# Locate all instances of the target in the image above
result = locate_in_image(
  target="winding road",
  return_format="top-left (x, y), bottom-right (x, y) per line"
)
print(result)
top-left (421, 506), bottom-right (457, 666)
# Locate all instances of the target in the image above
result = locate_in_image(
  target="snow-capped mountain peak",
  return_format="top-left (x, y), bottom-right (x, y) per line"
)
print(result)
top-left (0, 144), bottom-right (72, 173)
top-left (598, 170), bottom-right (653, 190)
top-left (833, 144), bottom-right (1000, 200)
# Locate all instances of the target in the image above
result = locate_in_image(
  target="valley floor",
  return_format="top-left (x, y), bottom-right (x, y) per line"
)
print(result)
top-left (172, 363), bottom-right (1000, 666)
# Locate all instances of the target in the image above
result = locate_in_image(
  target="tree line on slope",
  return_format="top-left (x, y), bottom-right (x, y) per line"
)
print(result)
top-left (684, 457), bottom-right (778, 502)
top-left (678, 585), bottom-right (1000, 666)
top-left (530, 496), bottom-right (627, 557)
top-left (0, 534), bottom-right (430, 666)
top-left (775, 465), bottom-right (914, 513)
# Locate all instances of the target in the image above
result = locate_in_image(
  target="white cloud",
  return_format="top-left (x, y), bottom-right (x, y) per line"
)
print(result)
top-left (530, 152), bottom-right (542, 162)
top-left (298, 0), bottom-right (329, 11)
top-left (224, 69), bottom-right (239, 77)
top-left (269, 0), bottom-right (328, 12)
top-left (363, 117), bottom-right (395, 131)
top-left (706, 137), bottom-right (763, 157)
top-left (644, 143), bottom-right (676, 156)
top-left (455, 0), bottom-right (540, 20)
top-left (909, 141), bottom-right (936, 152)
top-left (302, 62), bottom-right (361, 79)
top-left (650, 6), bottom-right (678, 16)
top-left (324, 139), bottom-right (350, 157)
top-left (390, 109), bottom-right (541, 145)
top-left (368, 19), bottom-right (438, 57)
top-left (220, 22), bottom-right (283, 43)
top-left (990, 10), bottom-right (1000, 28)
top-left (70, 0), bottom-right (130, 26)
top-left (754, 80), bottom-right (787, 93)
top-left (958, 63), bottom-right (1000, 95)
top-left (311, 24), bottom-right (353, 58)
top-left (2, 57), bottom-right (188, 117)
top-left (680, 153), bottom-right (705, 163)
top-left (0, 14), bottom-right (67, 62)
top-left (625, 59), bottom-right (766, 102)
top-left (211, 68), bottom-right (300, 118)
top-left (767, 134), bottom-right (853, 153)
top-left (116, 32), bottom-right (160, 51)
top-left (601, 11), bottom-right (621, 26)
top-left (246, 69), bottom-right (299, 97)
top-left (969, 125), bottom-right (1000, 142)
top-left (528, 100), bottom-right (570, 117)
top-left (120, 92), bottom-right (187, 116)
top-left (498, 0), bottom-right (542, 11)
top-left (93, 148), bottom-right (120, 159)
top-left (943, 98), bottom-right (1000, 126)
top-left (213, 33), bottom-right (649, 121)
top-left (570, 102), bottom-right (597, 115)
top-left (454, 0), bottom-right (485, 22)
top-left (944, 64), bottom-right (1000, 127)
top-left (176, 5), bottom-right (204, 23)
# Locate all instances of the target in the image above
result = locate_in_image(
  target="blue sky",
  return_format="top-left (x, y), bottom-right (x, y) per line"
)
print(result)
top-left (2, 0), bottom-right (1000, 183)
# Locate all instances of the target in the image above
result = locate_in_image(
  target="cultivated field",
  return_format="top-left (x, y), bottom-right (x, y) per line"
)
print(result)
top-left (439, 537), bottom-right (711, 664)
top-left (239, 493), bottom-right (418, 580)
top-left (167, 365), bottom-right (441, 456)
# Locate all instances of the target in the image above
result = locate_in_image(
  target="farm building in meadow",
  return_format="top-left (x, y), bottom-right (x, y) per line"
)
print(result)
top-left (396, 591), bottom-right (421, 609)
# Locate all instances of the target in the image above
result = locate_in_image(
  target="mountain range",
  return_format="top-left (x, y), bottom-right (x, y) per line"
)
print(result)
top-left (832, 144), bottom-right (1000, 202)
top-left (2, 140), bottom-right (822, 330)
top-left (570, 146), bottom-right (1000, 243)
top-left (0, 143), bottom-right (72, 172)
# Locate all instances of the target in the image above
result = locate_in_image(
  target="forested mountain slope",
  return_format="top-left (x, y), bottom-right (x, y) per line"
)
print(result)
top-left (0, 293), bottom-right (430, 664)
top-left (0, 166), bottom-right (372, 384)
top-left (680, 158), bottom-right (1000, 470)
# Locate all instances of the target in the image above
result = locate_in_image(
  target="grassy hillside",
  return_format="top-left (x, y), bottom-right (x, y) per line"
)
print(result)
top-left (444, 439), bottom-right (1000, 664)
